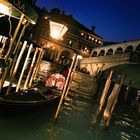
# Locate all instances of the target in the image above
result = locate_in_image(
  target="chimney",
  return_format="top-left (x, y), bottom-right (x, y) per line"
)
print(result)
top-left (62, 11), bottom-right (65, 15)
top-left (91, 25), bottom-right (96, 32)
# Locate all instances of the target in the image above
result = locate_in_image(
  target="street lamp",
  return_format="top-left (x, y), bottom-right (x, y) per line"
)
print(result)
top-left (49, 20), bottom-right (68, 40)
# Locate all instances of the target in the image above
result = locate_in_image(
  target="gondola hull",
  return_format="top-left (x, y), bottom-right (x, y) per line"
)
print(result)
top-left (0, 88), bottom-right (60, 112)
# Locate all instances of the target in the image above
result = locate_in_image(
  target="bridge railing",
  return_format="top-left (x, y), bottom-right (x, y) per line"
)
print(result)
top-left (81, 52), bottom-right (140, 64)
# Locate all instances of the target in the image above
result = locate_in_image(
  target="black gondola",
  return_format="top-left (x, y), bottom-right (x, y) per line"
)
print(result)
top-left (0, 86), bottom-right (61, 112)
top-left (0, 72), bottom-right (65, 110)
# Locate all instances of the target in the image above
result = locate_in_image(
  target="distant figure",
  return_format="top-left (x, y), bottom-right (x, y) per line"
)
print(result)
top-left (135, 89), bottom-right (140, 113)
top-left (124, 81), bottom-right (132, 101)
top-left (62, 65), bottom-right (69, 78)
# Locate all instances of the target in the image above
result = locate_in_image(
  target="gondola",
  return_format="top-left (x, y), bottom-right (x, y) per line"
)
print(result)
top-left (0, 73), bottom-right (65, 111)
top-left (0, 86), bottom-right (61, 112)
top-left (0, 87), bottom-right (60, 105)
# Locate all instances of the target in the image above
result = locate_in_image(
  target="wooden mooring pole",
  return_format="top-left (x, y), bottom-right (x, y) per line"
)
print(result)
top-left (16, 44), bottom-right (33, 92)
top-left (99, 70), bottom-right (113, 111)
top-left (91, 70), bottom-right (113, 124)
top-left (23, 48), bottom-right (39, 89)
top-left (28, 48), bottom-right (43, 87)
top-left (5, 41), bottom-right (27, 95)
top-left (103, 74), bottom-right (125, 126)
top-left (64, 55), bottom-right (79, 98)
top-left (54, 53), bottom-right (77, 121)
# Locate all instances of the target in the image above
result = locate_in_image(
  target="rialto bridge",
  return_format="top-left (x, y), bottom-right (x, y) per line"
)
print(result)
top-left (80, 40), bottom-right (140, 88)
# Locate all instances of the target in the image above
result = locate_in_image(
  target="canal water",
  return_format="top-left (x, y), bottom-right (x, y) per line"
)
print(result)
top-left (0, 60), bottom-right (139, 140)
top-left (0, 88), bottom-right (139, 140)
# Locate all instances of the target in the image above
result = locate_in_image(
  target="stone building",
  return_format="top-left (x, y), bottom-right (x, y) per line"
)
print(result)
top-left (27, 7), bottom-right (103, 65)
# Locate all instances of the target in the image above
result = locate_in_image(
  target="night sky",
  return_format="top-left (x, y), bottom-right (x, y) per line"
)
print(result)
top-left (36, 0), bottom-right (140, 42)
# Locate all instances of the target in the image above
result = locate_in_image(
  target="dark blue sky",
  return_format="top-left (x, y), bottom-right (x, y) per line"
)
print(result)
top-left (36, 0), bottom-right (140, 42)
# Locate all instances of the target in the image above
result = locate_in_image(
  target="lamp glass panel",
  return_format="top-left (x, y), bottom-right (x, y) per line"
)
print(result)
top-left (50, 21), bottom-right (68, 40)
top-left (0, 3), bottom-right (11, 15)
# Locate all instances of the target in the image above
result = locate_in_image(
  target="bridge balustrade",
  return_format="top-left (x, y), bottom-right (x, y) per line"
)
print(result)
top-left (82, 52), bottom-right (140, 64)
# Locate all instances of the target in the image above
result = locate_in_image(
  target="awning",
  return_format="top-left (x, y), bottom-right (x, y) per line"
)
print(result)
top-left (0, 0), bottom-right (38, 24)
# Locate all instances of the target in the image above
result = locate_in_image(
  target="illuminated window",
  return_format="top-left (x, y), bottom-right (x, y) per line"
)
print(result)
top-left (99, 40), bottom-right (101, 44)
top-left (60, 38), bottom-right (63, 41)
top-left (69, 40), bottom-right (72, 44)
top-left (44, 16), bottom-right (48, 20)
top-left (81, 32), bottom-right (84, 36)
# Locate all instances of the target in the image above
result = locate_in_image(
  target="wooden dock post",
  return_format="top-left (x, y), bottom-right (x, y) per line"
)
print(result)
top-left (28, 48), bottom-right (43, 87)
top-left (16, 44), bottom-right (33, 92)
top-left (91, 70), bottom-right (113, 124)
top-left (64, 54), bottom-right (79, 98)
top-left (54, 53), bottom-right (77, 121)
top-left (23, 48), bottom-right (39, 89)
top-left (103, 74), bottom-right (125, 126)
top-left (6, 41), bottom-right (27, 95)
top-left (33, 49), bottom-right (44, 80)
top-left (99, 70), bottom-right (113, 111)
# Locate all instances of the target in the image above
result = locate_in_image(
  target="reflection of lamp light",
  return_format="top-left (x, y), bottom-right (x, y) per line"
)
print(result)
top-left (0, 3), bottom-right (11, 15)
top-left (50, 20), bottom-right (68, 40)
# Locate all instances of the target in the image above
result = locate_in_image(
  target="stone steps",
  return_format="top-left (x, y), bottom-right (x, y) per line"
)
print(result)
top-left (57, 71), bottom-right (94, 123)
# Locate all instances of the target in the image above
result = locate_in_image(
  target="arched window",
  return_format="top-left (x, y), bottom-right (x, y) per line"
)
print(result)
top-left (125, 45), bottom-right (133, 53)
top-left (115, 47), bottom-right (123, 54)
top-left (92, 51), bottom-right (97, 57)
top-left (45, 46), bottom-right (58, 61)
top-left (60, 50), bottom-right (71, 65)
top-left (106, 49), bottom-right (113, 55)
top-left (98, 50), bottom-right (105, 56)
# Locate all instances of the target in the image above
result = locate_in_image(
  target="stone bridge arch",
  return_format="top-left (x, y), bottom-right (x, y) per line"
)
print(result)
top-left (90, 40), bottom-right (140, 57)
top-left (114, 47), bottom-right (123, 54)
top-left (125, 45), bottom-right (133, 53)
top-left (92, 51), bottom-right (98, 57)
top-left (106, 49), bottom-right (113, 55)
top-left (98, 50), bottom-right (105, 56)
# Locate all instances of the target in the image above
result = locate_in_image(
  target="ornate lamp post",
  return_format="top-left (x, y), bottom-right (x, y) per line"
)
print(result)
top-left (40, 18), bottom-right (68, 62)
top-left (49, 20), bottom-right (68, 40)
top-left (27, 20), bottom-right (68, 88)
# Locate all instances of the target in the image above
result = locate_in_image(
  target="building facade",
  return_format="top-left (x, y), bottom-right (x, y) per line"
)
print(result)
top-left (28, 8), bottom-right (103, 65)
